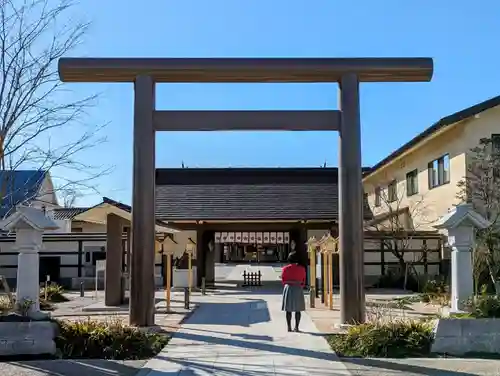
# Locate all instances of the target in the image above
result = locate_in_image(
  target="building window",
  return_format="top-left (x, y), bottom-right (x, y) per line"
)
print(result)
top-left (428, 154), bottom-right (450, 189)
top-left (387, 180), bottom-right (397, 203)
top-left (374, 187), bottom-right (381, 207)
top-left (406, 169), bottom-right (419, 196)
top-left (492, 134), bottom-right (500, 154)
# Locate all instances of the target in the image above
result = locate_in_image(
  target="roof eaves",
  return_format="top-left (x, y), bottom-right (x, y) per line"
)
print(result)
top-left (365, 95), bottom-right (500, 179)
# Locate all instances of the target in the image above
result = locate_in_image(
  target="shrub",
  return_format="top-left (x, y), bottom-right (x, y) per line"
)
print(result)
top-left (422, 278), bottom-right (448, 294)
top-left (55, 318), bottom-right (169, 359)
top-left (465, 294), bottom-right (500, 318)
top-left (0, 294), bottom-right (54, 314)
top-left (327, 320), bottom-right (434, 358)
top-left (40, 283), bottom-right (69, 303)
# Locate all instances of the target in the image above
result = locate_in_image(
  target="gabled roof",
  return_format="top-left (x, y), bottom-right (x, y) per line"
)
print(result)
top-left (156, 167), bottom-right (373, 221)
top-left (365, 94), bottom-right (500, 179)
top-left (0, 170), bottom-right (47, 218)
top-left (70, 196), bottom-right (177, 233)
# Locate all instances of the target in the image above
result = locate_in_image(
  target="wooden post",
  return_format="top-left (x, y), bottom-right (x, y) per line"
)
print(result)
top-left (130, 75), bottom-right (156, 327)
top-left (323, 250), bottom-right (328, 306)
top-left (328, 251), bottom-right (334, 310)
top-left (338, 73), bottom-right (365, 324)
top-left (165, 249), bottom-right (172, 312)
top-left (188, 252), bottom-right (192, 293)
top-left (307, 237), bottom-right (317, 309)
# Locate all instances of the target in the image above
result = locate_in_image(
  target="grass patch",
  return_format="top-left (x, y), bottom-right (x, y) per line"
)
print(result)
top-left (327, 320), bottom-right (434, 358)
top-left (55, 318), bottom-right (169, 360)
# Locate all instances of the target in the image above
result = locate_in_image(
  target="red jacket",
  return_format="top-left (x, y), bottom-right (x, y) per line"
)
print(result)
top-left (281, 264), bottom-right (306, 286)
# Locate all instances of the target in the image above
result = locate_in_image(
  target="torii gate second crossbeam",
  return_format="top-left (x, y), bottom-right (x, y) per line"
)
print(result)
top-left (58, 57), bottom-right (433, 327)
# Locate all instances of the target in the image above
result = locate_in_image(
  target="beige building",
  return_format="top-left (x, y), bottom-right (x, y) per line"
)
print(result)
top-left (364, 95), bottom-right (500, 231)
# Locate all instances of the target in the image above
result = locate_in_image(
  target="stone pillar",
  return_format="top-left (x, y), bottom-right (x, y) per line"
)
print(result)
top-left (434, 203), bottom-right (491, 313)
top-left (105, 213), bottom-right (123, 306)
top-left (338, 73), bottom-right (365, 324)
top-left (130, 75), bottom-right (156, 327)
top-left (16, 229), bottom-right (43, 312)
top-left (450, 245), bottom-right (473, 312)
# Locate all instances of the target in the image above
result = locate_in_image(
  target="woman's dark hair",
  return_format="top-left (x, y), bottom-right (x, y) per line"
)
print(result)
top-left (287, 251), bottom-right (299, 264)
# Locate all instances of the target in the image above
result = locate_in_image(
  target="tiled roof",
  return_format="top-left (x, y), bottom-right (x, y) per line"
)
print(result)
top-left (155, 168), bottom-right (372, 221)
top-left (0, 170), bottom-right (47, 218)
top-left (51, 207), bottom-right (89, 220)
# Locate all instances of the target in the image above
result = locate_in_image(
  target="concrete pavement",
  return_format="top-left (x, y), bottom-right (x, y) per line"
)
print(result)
top-left (140, 289), bottom-right (351, 375)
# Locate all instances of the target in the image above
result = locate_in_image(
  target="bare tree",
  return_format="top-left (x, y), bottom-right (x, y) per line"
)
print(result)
top-left (0, 0), bottom-right (110, 214)
top-left (457, 137), bottom-right (500, 293)
top-left (365, 183), bottom-right (434, 289)
top-left (59, 187), bottom-right (81, 207)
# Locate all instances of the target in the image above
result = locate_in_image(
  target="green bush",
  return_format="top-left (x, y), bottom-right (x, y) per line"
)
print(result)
top-left (40, 283), bottom-right (69, 303)
top-left (55, 318), bottom-right (169, 359)
top-left (327, 320), bottom-right (434, 358)
top-left (422, 278), bottom-right (448, 294)
top-left (465, 294), bottom-right (500, 318)
top-left (0, 295), bottom-right (54, 313)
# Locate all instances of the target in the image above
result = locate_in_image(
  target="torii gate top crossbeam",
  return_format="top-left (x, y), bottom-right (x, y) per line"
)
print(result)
top-left (58, 57), bottom-right (433, 83)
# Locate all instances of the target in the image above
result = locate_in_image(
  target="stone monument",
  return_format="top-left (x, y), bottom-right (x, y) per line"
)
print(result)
top-left (0, 205), bottom-right (59, 315)
top-left (0, 205), bottom-right (59, 356)
top-left (434, 203), bottom-right (491, 312)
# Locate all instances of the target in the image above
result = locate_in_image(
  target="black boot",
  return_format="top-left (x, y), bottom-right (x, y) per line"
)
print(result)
top-left (286, 312), bottom-right (292, 332)
top-left (294, 312), bottom-right (301, 332)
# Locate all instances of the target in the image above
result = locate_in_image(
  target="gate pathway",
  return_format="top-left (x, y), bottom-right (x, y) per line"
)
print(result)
top-left (140, 288), bottom-right (351, 375)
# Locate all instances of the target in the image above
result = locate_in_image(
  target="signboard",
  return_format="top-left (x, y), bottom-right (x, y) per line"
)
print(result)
top-left (95, 260), bottom-right (106, 299)
top-left (96, 260), bottom-right (106, 273)
top-left (214, 231), bottom-right (291, 244)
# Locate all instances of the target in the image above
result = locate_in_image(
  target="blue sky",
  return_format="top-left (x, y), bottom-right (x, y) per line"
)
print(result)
top-left (61, 1), bottom-right (500, 206)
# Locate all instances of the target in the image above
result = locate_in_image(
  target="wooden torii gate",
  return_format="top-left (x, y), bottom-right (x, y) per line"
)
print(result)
top-left (58, 57), bottom-right (433, 326)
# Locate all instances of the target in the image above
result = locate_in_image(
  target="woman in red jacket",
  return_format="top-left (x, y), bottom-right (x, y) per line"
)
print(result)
top-left (281, 251), bottom-right (306, 332)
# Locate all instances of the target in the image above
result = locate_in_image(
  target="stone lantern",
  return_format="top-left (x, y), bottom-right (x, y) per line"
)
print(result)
top-left (434, 203), bottom-right (491, 312)
top-left (0, 206), bottom-right (58, 316)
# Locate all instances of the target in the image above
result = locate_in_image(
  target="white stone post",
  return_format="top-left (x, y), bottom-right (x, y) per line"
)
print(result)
top-left (434, 203), bottom-right (491, 313)
top-left (0, 206), bottom-right (58, 317)
top-left (16, 228), bottom-right (43, 312)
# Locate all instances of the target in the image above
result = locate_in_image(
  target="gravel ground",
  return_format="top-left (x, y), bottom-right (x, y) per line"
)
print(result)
top-left (0, 359), bottom-right (146, 376)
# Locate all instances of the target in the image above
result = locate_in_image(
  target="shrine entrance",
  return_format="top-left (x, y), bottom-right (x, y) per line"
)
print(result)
top-left (58, 57), bottom-right (433, 326)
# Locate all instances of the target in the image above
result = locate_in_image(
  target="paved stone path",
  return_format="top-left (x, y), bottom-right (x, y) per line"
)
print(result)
top-left (140, 289), bottom-right (351, 375)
